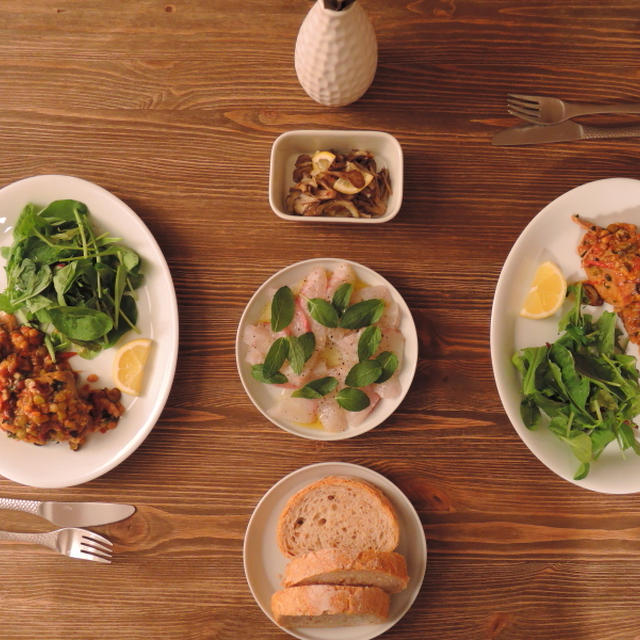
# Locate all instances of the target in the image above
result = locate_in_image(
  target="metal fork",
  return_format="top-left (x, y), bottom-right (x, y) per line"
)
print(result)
top-left (0, 527), bottom-right (112, 563)
top-left (507, 93), bottom-right (640, 125)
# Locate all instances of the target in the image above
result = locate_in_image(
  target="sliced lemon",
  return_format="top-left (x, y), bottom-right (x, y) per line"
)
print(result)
top-left (520, 261), bottom-right (567, 319)
top-left (112, 338), bottom-right (152, 396)
top-left (311, 150), bottom-right (336, 175)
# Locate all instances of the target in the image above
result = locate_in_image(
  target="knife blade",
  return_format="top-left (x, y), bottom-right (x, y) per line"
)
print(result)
top-left (492, 120), bottom-right (640, 146)
top-left (0, 497), bottom-right (135, 527)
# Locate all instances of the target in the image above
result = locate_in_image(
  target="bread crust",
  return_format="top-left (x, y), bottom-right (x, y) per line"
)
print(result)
top-left (282, 549), bottom-right (409, 593)
top-left (271, 585), bottom-right (390, 627)
top-left (276, 475), bottom-right (400, 558)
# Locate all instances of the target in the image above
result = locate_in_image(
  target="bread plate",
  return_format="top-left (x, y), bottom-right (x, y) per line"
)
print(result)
top-left (243, 462), bottom-right (427, 640)
top-left (235, 258), bottom-right (418, 441)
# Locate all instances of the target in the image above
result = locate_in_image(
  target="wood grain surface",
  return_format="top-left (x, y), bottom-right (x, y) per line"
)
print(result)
top-left (1, 1), bottom-right (640, 639)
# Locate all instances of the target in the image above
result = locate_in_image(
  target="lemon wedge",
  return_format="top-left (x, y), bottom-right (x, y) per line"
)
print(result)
top-left (311, 150), bottom-right (335, 175)
top-left (520, 261), bottom-right (567, 319)
top-left (112, 338), bottom-right (152, 396)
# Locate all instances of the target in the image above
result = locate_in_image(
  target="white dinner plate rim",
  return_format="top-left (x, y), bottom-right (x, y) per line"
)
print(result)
top-left (235, 258), bottom-right (418, 441)
top-left (0, 174), bottom-right (179, 488)
top-left (491, 177), bottom-right (640, 494)
top-left (243, 461), bottom-right (427, 640)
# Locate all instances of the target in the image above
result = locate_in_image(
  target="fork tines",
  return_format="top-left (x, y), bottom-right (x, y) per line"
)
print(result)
top-left (81, 532), bottom-right (113, 564)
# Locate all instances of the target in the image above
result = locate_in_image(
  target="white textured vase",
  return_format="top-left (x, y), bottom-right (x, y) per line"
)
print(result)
top-left (294, 0), bottom-right (378, 107)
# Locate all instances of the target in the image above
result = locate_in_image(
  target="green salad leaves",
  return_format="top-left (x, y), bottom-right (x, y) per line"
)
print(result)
top-left (0, 200), bottom-right (144, 358)
top-left (513, 283), bottom-right (640, 480)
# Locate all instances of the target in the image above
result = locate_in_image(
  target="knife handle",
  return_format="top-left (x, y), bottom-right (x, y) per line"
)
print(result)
top-left (582, 124), bottom-right (640, 140)
top-left (0, 497), bottom-right (41, 516)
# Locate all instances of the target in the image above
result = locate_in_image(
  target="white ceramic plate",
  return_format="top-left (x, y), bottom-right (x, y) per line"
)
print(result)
top-left (491, 177), bottom-right (640, 494)
top-left (0, 175), bottom-right (179, 488)
top-left (243, 462), bottom-right (427, 640)
top-left (235, 258), bottom-right (418, 440)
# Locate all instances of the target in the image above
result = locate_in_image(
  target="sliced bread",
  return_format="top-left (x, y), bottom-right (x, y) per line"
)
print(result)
top-left (271, 585), bottom-right (390, 628)
top-left (276, 475), bottom-right (400, 558)
top-left (282, 548), bottom-right (409, 593)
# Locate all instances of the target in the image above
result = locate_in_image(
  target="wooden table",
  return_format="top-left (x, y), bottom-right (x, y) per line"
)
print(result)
top-left (1, 1), bottom-right (640, 638)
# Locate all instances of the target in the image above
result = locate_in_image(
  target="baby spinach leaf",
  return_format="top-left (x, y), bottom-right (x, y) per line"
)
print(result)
top-left (307, 298), bottom-right (339, 328)
top-left (358, 326), bottom-right (381, 362)
top-left (336, 387), bottom-right (370, 412)
top-left (345, 360), bottom-right (383, 388)
top-left (53, 262), bottom-right (78, 305)
top-left (339, 299), bottom-right (384, 330)
top-left (262, 337), bottom-right (289, 378)
top-left (332, 283), bottom-right (353, 315)
top-left (251, 364), bottom-right (287, 385)
top-left (271, 286), bottom-right (294, 332)
top-left (375, 350), bottom-right (398, 383)
top-left (292, 376), bottom-right (338, 399)
top-left (573, 462), bottom-right (590, 481)
top-left (47, 306), bottom-right (113, 341)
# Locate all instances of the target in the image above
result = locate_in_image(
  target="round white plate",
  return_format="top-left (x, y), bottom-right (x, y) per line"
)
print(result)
top-left (235, 258), bottom-right (418, 440)
top-left (491, 177), bottom-right (640, 494)
top-left (243, 462), bottom-right (427, 640)
top-left (0, 175), bottom-right (179, 488)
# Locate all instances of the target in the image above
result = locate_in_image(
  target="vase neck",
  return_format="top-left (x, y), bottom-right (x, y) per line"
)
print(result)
top-left (320, 0), bottom-right (358, 14)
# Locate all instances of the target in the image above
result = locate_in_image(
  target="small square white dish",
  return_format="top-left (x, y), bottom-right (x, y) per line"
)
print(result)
top-left (269, 130), bottom-right (403, 224)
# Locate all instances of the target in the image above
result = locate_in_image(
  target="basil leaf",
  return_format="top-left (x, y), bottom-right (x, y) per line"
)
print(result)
top-left (336, 387), bottom-right (371, 412)
top-left (374, 351), bottom-right (398, 383)
top-left (251, 364), bottom-right (287, 384)
top-left (271, 286), bottom-right (295, 332)
top-left (287, 336), bottom-right (306, 375)
top-left (262, 337), bottom-right (289, 377)
top-left (332, 283), bottom-right (353, 315)
top-left (298, 331), bottom-right (316, 361)
top-left (292, 376), bottom-right (338, 399)
top-left (339, 299), bottom-right (384, 330)
top-left (288, 332), bottom-right (316, 375)
top-left (358, 326), bottom-right (381, 362)
top-left (307, 298), bottom-right (339, 328)
top-left (345, 360), bottom-right (383, 388)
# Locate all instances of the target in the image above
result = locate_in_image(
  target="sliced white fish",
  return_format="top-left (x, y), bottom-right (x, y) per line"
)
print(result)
top-left (373, 375), bottom-right (402, 399)
top-left (317, 396), bottom-right (348, 432)
top-left (327, 262), bottom-right (357, 299)
top-left (378, 327), bottom-right (404, 367)
top-left (243, 323), bottom-right (273, 360)
top-left (269, 391), bottom-right (318, 425)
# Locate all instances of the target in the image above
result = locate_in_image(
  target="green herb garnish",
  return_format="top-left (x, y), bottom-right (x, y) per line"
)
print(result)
top-left (0, 200), bottom-right (143, 358)
top-left (271, 286), bottom-right (294, 332)
top-left (512, 283), bottom-right (640, 480)
top-left (292, 376), bottom-right (338, 399)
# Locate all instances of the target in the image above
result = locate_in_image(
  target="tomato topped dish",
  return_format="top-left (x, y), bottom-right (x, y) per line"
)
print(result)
top-left (0, 313), bottom-right (124, 450)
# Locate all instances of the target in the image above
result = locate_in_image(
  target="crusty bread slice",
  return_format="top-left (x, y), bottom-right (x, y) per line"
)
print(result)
top-left (276, 475), bottom-right (400, 558)
top-left (271, 585), bottom-right (389, 628)
top-left (282, 549), bottom-right (409, 593)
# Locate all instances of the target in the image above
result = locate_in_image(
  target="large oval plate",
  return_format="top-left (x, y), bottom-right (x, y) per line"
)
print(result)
top-left (0, 175), bottom-right (179, 488)
top-left (244, 462), bottom-right (427, 640)
top-left (235, 258), bottom-right (418, 440)
top-left (491, 177), bottom-right (640, 494)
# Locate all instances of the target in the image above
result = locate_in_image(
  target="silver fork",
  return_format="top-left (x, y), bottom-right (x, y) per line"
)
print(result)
top-left (0, 527), bottom-right (112, 563)
top-left (507, 93), bottom-right (640, 125)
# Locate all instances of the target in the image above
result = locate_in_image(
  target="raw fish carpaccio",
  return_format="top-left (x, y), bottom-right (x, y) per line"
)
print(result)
top-left (243, 263), bottom-right (404, 432)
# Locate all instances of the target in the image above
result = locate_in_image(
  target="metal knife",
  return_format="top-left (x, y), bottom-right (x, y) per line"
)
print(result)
top-left (492, 120), bottom-right (640, 146)
top-left (0, 497), bottom-right (135, 527)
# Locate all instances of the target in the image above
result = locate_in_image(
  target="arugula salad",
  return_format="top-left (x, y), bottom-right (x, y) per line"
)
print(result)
top-left (0, 199), bottom-right (144, 358)
top-left (513, 283), bottom-right (640, 480)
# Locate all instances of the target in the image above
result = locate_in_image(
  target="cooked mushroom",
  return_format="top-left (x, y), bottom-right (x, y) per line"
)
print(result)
top-left (285, 150), bottom-right (391, 218)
